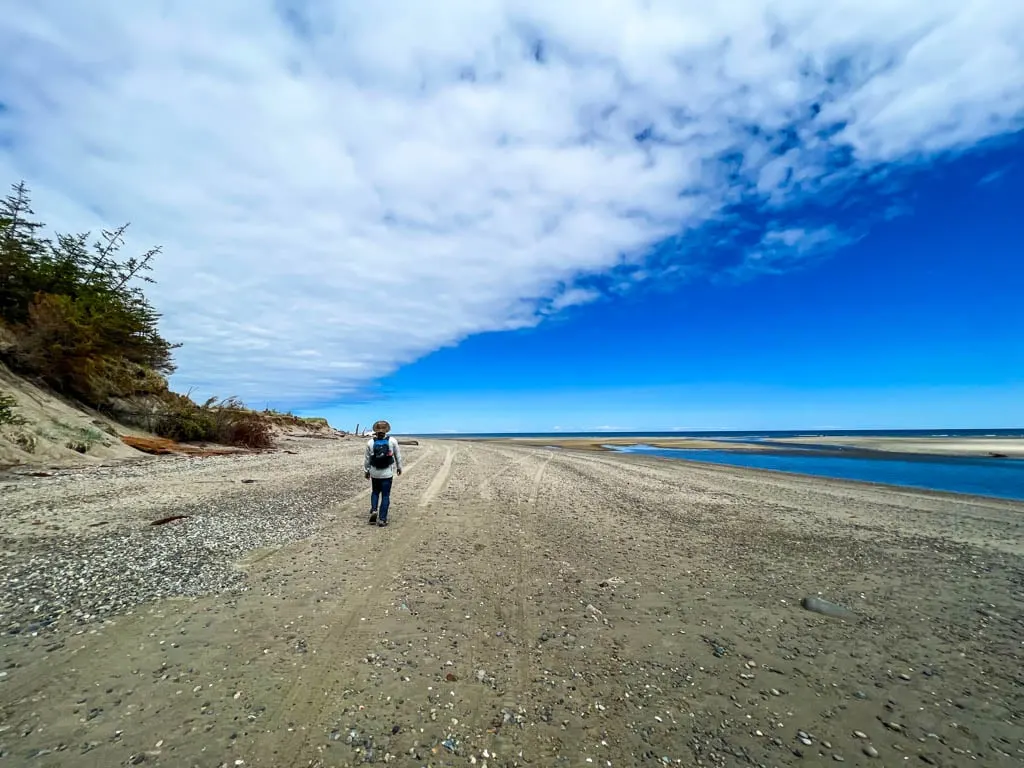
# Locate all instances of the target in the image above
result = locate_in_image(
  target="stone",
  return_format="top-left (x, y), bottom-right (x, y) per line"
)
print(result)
top-left (801, 596), bottom-right (857, 620)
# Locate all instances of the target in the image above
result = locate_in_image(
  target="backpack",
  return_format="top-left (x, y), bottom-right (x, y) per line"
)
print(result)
top-left (370, 437), bottom-right (394, 469)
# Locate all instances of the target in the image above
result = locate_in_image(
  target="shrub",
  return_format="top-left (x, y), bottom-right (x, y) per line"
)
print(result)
top-left (154, 394), bottom-right (217, 443)
top-left (155, 394), bottom-right (274, 450)
top-left (221, 410), bottom-right (274, 449)
top-left (0, 391), bottom-right (23, 425)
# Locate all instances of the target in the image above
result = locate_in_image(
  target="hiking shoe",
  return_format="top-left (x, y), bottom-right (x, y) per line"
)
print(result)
top-left (377, 518), bottom-right (389, 527)
top-left (368, 511), bottom-right (378, 524)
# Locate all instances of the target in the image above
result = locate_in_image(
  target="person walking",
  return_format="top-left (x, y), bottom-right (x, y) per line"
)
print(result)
top-left (364, 420), bottom-right (402, 527)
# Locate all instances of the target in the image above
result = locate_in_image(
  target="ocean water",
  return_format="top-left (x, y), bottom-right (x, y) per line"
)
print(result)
top-left (417, 428), bottom-right (1024, 501)
top-left (611, 446), bottom-right (1024, 501)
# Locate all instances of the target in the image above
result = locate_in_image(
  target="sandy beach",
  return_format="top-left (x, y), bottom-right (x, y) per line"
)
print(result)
top-left (1, 438), bottom-right (1022, 767)
top-left (468, 434), bottom-right (1024, 459)
top-left (773, 436), bottom-right (1024, 458)
top-left (472, 437), bottom-right (775, 452)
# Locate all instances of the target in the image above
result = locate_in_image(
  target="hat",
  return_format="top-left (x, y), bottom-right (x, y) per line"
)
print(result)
top-left (373, 420), bottom-right (391, 433)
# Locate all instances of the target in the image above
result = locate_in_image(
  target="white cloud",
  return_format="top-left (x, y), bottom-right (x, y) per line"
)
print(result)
top-left (732, 225), bottom-right (857, 278)
top-left (978, 166), bottom-right (1012, 186)
top-left (1, 0), bottom-right (1022, 403)
top-left (548, 288), bottom-right (603, 313)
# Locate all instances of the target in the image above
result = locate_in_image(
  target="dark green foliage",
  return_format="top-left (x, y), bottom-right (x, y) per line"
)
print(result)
top-left (0, 391), bottom-right (23, 425)
top-left (0, 181), bottom-right (178, 405)
top-left (0, 181), bottom-right (282, 451)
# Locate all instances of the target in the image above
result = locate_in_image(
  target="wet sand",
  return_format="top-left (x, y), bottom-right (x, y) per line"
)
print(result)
top-left (469, 436), bottom-right (774, 452)
top-left (774, 436), bottom-right (1024, 458)
top-left (1, 439), bottom-right (1022, 767)
top-left (471, 435), bottom-right (1024, 459)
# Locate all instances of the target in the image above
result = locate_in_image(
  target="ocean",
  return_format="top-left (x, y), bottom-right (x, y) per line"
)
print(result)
top-left (417, 428), bottom-right (1024, 501)
top-left (613, 446), bottom-right (1024, 501)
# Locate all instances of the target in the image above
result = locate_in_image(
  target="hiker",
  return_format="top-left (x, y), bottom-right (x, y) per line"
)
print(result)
top-left (364, 420), bottom-right (402, 527)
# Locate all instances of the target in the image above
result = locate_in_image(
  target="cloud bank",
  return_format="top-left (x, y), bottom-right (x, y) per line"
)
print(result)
top-left (1, 0), bottom-right (1022, 403)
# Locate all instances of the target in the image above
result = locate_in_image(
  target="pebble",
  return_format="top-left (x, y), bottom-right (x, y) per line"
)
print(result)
top-left (1, 459), bottom-right (343, 634)
top-left (853, 731), bottom-right (867, 739)
top-left (863, 745), bottom-right (879, 758)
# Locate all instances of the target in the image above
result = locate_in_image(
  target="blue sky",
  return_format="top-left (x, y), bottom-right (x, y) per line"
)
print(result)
top-left (320, 141), bottom-right (1024, 433)
top-left (2, 2), bottom-right (1023, 433)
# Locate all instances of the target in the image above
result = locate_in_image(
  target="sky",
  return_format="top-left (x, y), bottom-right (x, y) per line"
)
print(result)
top-left (1, 1), bottom-right (1022, 433)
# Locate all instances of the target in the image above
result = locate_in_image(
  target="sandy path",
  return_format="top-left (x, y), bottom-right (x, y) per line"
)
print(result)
top-left (1, 440), bottom-right (1022, 767)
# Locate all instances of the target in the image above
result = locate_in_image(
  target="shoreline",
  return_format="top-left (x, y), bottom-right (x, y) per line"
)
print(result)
top-left (773, 435), bottom-right (1024, 458)
top-left (596, 445), bottom-right (1024, 505)
top-left (460, 435), bottom-right (775, 452)
top-left (460, 434), bottom-right (1024, 459)
top-left (475, 435), bottom-right (1024, 502)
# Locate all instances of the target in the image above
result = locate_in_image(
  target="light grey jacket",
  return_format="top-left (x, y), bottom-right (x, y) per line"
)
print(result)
top-left (364, 436), bottom-right (402, 479)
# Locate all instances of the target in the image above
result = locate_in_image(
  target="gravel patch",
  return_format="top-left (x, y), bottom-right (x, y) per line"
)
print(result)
top-left (0, 466), bottom-right (363, 636)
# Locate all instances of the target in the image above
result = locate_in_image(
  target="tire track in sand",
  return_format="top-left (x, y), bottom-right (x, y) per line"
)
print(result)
top-left (235, 447), bottom-right (440, 571)
top-left (460, 446), bottom-right (552, 685)
top-left (0, 449), bottom-right (440, 708)
top-left (513, 453), bottom-right (552, 693)
top-left (476, 448), bottom-right (531, 501)
top-left (419, 444), bottom-right (454, 506)
top-left (244, 446), bottom-right (457, 768)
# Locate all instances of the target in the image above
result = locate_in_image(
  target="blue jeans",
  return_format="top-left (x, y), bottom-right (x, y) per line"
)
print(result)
top-left (371, 477), bottom-right (393, 520)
